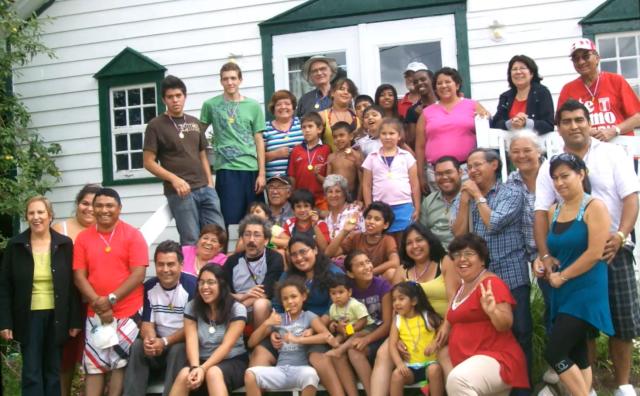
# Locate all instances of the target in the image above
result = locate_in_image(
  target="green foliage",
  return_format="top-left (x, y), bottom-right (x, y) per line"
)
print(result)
top-left (0, 0), bottom-right (60, 248)
top-left (530, 281), bottom-right (549, 383)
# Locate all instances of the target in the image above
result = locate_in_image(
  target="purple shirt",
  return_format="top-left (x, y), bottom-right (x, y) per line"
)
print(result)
top-left (350, 276), bottom-right (392, 326)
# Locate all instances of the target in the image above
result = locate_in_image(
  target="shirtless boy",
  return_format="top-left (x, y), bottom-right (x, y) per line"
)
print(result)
top-left (327, 121), bottom-right (363, 201)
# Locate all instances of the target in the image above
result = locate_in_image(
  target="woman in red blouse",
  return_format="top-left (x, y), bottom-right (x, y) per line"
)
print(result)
top-left (442, 233), bottom-right (529, 395)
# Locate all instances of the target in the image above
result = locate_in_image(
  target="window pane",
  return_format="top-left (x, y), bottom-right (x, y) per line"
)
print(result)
top-left (129, 108), bottom-right (141, 125)
top-left (379, 42), bottom-right (442, 96)
top-left (619, 36), bottom-right (637, 57)
top-left (130, 133), bottom-right (143, 150)
top-left (143, 106), bottom-right (156, 123)
top-left (114, 110), bottom-right (127, 127)
top-left (128, 89), bottom-right (141, 106)
top-left (116, 154), bottom-right (129, 171)
top-left (620, 59), bottom-right (638, 79)
top-left (287, 52), bottom-right (347, 100)
top-left (598, 38), bottom-right (616, 58)
top-left (131, 152), bottom-right (143, 169)
top-left (112, 90), bottom-right (126, 107)
top-left (600, 60), bottom-right (617, 73)
top-left (143, 87), bottom-right (156, 104)
top-left (115, 134), bottom-right (128, 152)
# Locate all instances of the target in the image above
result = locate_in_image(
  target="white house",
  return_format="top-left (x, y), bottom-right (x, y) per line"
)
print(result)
top-left (12, 0), bottom-right (640, 259)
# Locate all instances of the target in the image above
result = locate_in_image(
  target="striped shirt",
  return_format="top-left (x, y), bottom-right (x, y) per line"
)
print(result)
top-left (142, 273), bottom-right (197, 337)
top-left (264, 117), bottom-right (304, 177)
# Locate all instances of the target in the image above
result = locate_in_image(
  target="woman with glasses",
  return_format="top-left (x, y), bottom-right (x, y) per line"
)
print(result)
top-left (250, 235), bottom-right (347, 396)
top-left (491, 55), bottom-right (554, 134)
top-left (264, 90), bottom-right (303, 179)
top-left (533, 154), bottom-right (613, 396)
top-left (170, 264), bottom-right (248, 396)
top-left (443, 233), bottom-right (528, 395)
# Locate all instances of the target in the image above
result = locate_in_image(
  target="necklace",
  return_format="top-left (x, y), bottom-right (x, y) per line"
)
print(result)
top-left (402, 314), bottom-right (422, 352)
top-left (583, 73), bottom-right (600, 102)
top-left (226, 99), bottom-right (240, 124)
top-left (412, 261), bottom-right (432, 282)
top-left (451, 269), bottom-right (487, 310)
top-left (208, 318), bottom-right (216, 334)
top-left (97, 224), bottom-right (117, 253)
top-left (306, 144), bottom-right (319, 171)
top-left (380, 150), bottom-right (396, 179)
top-left (167, 113), bottom-right (186, 139)
top-left (163, 286), bottom-right (178, 311)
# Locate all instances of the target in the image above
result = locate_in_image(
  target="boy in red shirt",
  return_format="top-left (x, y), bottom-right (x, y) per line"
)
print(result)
top-left (288, 112), bottom-right (331, 210)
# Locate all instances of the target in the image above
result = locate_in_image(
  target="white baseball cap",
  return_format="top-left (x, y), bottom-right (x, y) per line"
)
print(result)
top-left (404, 62), bottom-right (429, 74)
top-left (569, 38), bottom-right (597, 56)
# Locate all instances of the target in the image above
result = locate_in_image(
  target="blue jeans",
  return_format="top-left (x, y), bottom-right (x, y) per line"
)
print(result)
top-left (216, 169), bottom-right (263, 226)
top-left (21, 310), bottom-right (61, 396)
top-left (511, 284), bottom-right (532, 395)
top-left (166, 186), bottom-right (225, 245)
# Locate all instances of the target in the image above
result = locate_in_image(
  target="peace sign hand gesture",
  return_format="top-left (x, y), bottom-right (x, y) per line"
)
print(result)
top-left (479, 280), bottom-right (496, 316)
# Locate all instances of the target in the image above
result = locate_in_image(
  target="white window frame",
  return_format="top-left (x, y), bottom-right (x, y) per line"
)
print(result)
top-left (596, 31), bottom-right (640, 95)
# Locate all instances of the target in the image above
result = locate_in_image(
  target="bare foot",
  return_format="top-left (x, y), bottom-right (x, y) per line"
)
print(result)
top-left (325, 348), bottom-right (344, 358)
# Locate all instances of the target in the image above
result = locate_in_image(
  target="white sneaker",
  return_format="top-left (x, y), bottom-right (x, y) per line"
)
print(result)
top-left (537, 385), bottom-right (556, 396)
top-left (542, 368), bottom-right (560, 384)
top-left (589, 389), bottom-right (597, 396)
top-left (613, 384), bottom-right (637, 396)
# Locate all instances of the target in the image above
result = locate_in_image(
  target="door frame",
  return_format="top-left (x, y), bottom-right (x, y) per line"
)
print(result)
top-left (259, 0), bottom-right (469, 113)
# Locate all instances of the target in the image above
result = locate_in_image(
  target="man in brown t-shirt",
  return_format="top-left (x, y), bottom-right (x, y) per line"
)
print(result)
top-left (143, 75), bottom-right (224, 245)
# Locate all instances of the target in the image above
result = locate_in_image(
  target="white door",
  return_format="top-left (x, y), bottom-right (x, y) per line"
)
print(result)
top-left (271, 14), bottom-right (458, 99)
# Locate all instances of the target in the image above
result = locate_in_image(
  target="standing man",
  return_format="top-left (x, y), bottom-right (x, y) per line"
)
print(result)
top-left (296, 55), bottom-right (338, 117)
top-left (451, 149), bottom-right (532, 394)
top-left (266, 175), bottom-right (294, 226)
top-left (123, 240), bottom-right (196, 396)
top-left (144, 75), bottom-right (224, 246)
top-left (73, 188), bottom-right (148, 396)
top-left (419, 155), bottom-right (462, 248)
top-left (534, 100), bottom-right (640, 396)
top-left (397, 61), bottom-right (427, 119)
top-left (200, 62), bottom-right (266, 226)
top-left (558, 38), bottom-right (640, 141)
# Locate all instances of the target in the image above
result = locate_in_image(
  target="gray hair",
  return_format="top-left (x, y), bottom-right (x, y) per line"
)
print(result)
top-left (238, 214), bottom-right (272, 241)
top-left (323, 174), bottom-right (350, 197)
top-left (508, 129), bottom-right (542, 152)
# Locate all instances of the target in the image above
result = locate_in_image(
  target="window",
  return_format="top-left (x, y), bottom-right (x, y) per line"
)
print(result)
top-left (110, 84), bottom-right (157, 176)
top-left (94, 47), bottom-right (166, 186)
top-left (379, 42), bottom-right (442, 96)
top-left (597, 32), bottom-right (640, 95)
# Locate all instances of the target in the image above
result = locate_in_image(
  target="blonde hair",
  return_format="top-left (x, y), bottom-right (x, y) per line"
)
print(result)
top-left (24, 195), bottom-right (54, 221)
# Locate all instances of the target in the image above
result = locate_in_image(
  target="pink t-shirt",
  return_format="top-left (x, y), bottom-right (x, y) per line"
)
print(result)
top-left (73, 221), bottom-right (149, 318)
top-left (362, 148), bottom-right (415, 205)
top-left (422, 98), bottom-right (477, 164)
top-left (181, 245), bottom-right (226, 276)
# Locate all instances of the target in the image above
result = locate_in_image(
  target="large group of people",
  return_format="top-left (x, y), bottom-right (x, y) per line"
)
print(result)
top-left (1, 36), bottom-right (640, 396)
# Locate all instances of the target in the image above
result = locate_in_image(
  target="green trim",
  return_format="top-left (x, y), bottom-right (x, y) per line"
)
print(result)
top-left (259, 1), bottom-right (470, 110)
top-left (580, 0), bottom-right (640, 37)
top-left (94, 48), bottom-right (166, 186)
top-left (35, 0), bottom-right (55, 16)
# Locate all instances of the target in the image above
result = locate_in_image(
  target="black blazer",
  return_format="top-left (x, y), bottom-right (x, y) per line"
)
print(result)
top-left (0, 228), bottom-right (82, 346)
top-left (491, 82), bottom-right (555, 134)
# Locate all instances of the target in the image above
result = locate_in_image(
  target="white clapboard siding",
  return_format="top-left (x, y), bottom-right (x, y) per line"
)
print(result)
top-left (467, 0), bottom-right (606, 109)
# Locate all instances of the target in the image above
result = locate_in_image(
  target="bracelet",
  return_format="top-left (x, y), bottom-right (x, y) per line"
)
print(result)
top-left (161, 337), bottom-right (168, 347)
top-left (559, 273), bottom-right (569, 282)
top-left (617, 231), bottom-right (626, 248)
top-left (540, 254), bottom-right (551, 261)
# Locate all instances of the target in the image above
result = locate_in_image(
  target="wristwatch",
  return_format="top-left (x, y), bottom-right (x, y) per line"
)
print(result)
top-left (476, 197), bottom-right (488, 205)
top-left (108, 293), bottom-right (117, 305)
top-left (614, 126), bottom-right (621, 136)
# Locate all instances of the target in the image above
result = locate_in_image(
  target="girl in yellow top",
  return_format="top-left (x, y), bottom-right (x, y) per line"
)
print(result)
top-left (388, 281), bottom-right (444, 396)
top-left (320, 77), bottom-right (360, 151)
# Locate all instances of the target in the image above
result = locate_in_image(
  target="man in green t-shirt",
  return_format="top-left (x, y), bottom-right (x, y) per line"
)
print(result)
top-left (200, 62), bottom-right (266, 226)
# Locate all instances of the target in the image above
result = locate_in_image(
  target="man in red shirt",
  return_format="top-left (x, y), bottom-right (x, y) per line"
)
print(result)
top-left (557, 38), bottom-right (640, 142)
top-left (73, 188), bottom-right (148, 396)
top-left (397, 62), bottom-right (428, 119)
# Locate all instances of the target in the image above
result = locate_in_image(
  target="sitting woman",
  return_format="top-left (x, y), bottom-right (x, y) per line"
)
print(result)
top-left (169, 265), bottom-right (248, 396)
top-left (491, 54), bottom-right (554, 134)
top-left (323, 174), bottom-right (364, 241)
top-left (535, 154), bottom-right (612, 396)
top-left (182, 224), bottom-right (228, 276)
top-left (444, 233), bottom-right (529, 395)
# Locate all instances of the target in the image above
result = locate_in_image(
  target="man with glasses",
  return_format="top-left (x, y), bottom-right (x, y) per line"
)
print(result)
top-left (222, 215), bottom-right (284, 328)
top-left (419, 155), bottom-right (462, 248)
top-left (558, 38), bottom-right (640, 142)
top-left (266, 176), bottom-right (294, 226)
top-left (534, 100), bottom-right (640, 396)
top-left (451, 148), bottom-right (532, 395)
top-left (296, 55), bottom-right (338, 117)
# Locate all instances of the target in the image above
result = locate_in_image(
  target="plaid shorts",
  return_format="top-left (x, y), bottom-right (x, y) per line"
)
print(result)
top-left (608, 246), bottom-right (640, 339)
top-left (82, 315), bottom-right (139, 374)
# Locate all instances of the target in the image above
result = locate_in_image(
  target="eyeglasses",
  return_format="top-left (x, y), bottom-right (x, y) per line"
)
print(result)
top-left (571, 52), bottom-right (593, 63)
top-left (451, 250), bottom-right (478, 260)
top-left (510, 67), bottom-right (529, 73)
top-left (290, 247), bottom-right (311, 259)
top-left (242, 232), bottom-right (264, 239)
top-left (310, 66), bottom-right (330, 75)
top-left (198, 279), bottom-right (218, 287)
top-left (267, 185), bottom-right (290, 191)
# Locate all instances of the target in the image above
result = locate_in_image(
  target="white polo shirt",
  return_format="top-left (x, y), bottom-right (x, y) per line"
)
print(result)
top-left (535, 137), bottom-right (639, 233)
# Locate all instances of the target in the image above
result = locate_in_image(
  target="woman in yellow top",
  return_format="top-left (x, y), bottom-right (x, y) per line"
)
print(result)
top-left (320, 77), bottom-right (360, 151)
top-left (0, 196), bottom-right (82, 396)
top-left (389, 281), bottom-right (444, 396)
top-left (371, 222), bottom-right (459, 396)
